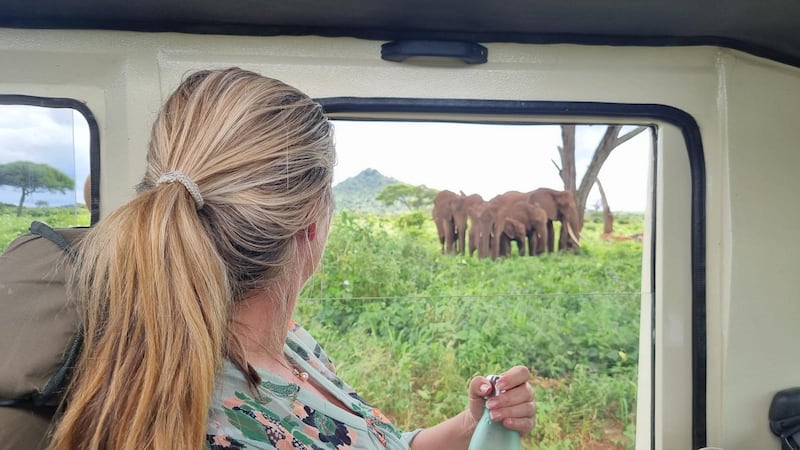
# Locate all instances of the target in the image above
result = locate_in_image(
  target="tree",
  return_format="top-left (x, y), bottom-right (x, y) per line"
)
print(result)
top-left (0, 161), bottom-right (74, 216)
top-left (595, 178), bottom-right (614, 234)
top-left (553, 125), bottom-right (648, 228)
top-left (376, 182), bottom-right (438, 211)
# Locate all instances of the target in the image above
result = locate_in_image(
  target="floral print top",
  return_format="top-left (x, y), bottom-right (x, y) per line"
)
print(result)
top-left (206, 321), bottom-right (422, 449)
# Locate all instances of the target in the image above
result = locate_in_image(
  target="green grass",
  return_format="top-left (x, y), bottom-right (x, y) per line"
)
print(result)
top-left (0, 204), bottom-right (90, 250)
top-left (297, 210), bottom-right (643, 449)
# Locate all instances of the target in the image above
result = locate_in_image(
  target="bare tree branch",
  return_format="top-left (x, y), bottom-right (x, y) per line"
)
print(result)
top-left (575, 125), bottom-right (620, 223)
top-left (614, 126), bottom-right (648, 148)
top-left (555, 124), bottom-right (648, 230)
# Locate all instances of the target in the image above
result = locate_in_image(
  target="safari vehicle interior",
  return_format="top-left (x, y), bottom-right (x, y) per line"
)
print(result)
top-left (1, 1), bottom-right (799, 449)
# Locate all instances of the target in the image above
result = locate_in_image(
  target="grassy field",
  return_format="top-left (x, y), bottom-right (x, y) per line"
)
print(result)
top-left (1, 206), bottom-right (643, 449)
top-left (0, 204), bottom-right (90, 249)
top-left (296, 210), bottom-right (644, 449)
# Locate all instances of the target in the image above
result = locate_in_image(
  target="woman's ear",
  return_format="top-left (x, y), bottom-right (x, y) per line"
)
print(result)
top-left (305, 223), bottom-right (317, 241)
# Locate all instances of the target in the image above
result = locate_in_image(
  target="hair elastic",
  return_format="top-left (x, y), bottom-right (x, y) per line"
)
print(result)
top-left (156, 170), bottom-right (205, 209)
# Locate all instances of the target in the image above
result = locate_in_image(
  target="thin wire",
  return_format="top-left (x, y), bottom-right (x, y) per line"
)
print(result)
top-left (301, 291), bottom-right (648, 302)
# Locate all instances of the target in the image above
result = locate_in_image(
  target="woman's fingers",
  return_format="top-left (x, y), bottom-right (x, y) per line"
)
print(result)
top-left (468, 366), bottom-right (537, 435)
top-left (494, 365), bottom-right (531, 392)
top-left (502, 415), bottom-right (536, 435)
top-left (487, 366), bottom-right (536, 435)
top-left (467, 375), bottom-right (492, 423)
top-left (469, 375), bottom-right (493, 399)
top-left (488, 398), bottom-right (536, 424)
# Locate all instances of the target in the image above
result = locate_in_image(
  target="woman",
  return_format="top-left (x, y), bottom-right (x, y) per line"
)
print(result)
top-left (49, 68), bottom-right (535, 449)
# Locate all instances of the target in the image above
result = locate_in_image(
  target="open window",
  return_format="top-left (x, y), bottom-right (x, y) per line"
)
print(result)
top-left (293, 99), bottom-right (705, 449)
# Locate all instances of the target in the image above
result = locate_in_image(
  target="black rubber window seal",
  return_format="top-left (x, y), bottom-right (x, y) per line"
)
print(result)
top-left (0, 95), bottom-right (101, 225)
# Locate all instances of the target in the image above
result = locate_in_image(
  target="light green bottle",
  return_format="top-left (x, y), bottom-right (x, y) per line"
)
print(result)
top-left (467, 375), bottom-right (523, 450)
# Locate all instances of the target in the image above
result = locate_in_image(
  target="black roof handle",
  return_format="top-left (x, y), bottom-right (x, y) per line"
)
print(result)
top-left (381, 40), bottom-right (488, 64)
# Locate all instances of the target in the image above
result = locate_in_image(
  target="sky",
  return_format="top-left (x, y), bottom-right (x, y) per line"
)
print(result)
top-left (332, 120), bottom-right (651, 212)
top-left (0, 105), bottom-right (90, 207)
top-left (0, 105), bottom-right (651, 212)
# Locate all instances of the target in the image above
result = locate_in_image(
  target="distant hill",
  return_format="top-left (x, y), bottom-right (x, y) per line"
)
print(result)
top-left (333, 168), bottom-right (407, 213)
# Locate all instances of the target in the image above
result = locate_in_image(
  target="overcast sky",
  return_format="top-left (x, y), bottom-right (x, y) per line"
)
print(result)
top-left (0, 105), bottom-right (650, 212)
top-left (0, 105), bottom-right (90, 207)
top-left (332, 120), bottom-right (651, 212)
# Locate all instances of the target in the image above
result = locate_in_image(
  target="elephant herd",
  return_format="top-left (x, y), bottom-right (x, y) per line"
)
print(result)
top-left (432, 188), bottom-right (582, 259)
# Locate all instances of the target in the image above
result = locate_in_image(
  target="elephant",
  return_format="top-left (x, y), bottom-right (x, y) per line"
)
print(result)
top-left (488, 191), bottom-right (526, 258)
top-left (467, 200), bottom-right (498, 258)
top-left (499, 217), bottom-right (527, 257)
top-left (523, 202), bottom-right (549, 256)
top-left (432, 190), bottom-right (484, 255)
top-left (467, 209), bottom-right (480, 257)
top-left (433, 190), bottom-right (458, 254)
top-left (467, 214), bottom-right (481, 257)
top-left (527, 187), bottom-right (581, 252)
top-left (512, 201), bottom-right (548, 256)
top-left (491, 193), bottom-right (550, 258)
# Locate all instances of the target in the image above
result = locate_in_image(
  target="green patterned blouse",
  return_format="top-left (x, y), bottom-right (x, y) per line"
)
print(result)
top-left (206, 321), bottom-right (422, 449)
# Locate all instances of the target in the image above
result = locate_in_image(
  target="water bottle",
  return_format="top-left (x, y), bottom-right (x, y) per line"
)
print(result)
top-left (467, 375), bottom-right (523, 450)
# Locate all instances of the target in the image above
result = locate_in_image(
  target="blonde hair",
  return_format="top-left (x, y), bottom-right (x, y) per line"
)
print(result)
top-left (49, 68), bottom-right (335, 450)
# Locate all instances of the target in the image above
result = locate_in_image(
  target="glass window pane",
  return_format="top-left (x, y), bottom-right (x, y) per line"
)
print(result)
top-left (0, 104), bottom-right (91, 250)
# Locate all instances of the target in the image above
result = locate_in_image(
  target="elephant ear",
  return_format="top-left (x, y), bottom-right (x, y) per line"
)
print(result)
top-left (556, 190), bottom-right (577, 208)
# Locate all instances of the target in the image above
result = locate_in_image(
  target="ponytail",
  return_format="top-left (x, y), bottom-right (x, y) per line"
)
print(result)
top-left (50, 186), bottom-right (228, 450)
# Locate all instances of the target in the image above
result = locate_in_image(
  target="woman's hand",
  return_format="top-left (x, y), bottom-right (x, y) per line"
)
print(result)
top-left (467, 365), bottom-right (536, 435)
top-left (409, 366), bottom-right (536, 450)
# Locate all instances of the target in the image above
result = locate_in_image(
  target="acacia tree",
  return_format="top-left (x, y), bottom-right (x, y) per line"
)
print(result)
top-left (0, 161), bottom-right (74, 216)
top-left (376, 182), bottom-right (438, 211)
top-left (554, 125), bottom-right (648, 228)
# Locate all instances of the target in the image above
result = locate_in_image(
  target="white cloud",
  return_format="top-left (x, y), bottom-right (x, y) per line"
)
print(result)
top-left (0, 105), bottom-right (91, 206)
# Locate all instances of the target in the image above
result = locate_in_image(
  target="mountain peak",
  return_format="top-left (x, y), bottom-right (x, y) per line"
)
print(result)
top-left (333, 168), bottom-right (403, 213)
top-left (357, 168), bottom-right (381, 177)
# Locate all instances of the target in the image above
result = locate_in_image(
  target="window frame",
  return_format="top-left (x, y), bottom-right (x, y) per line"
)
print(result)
top-left (319, 96), bottom-right (708, 449)
top-left (0, 95), bottom-right (101, 225)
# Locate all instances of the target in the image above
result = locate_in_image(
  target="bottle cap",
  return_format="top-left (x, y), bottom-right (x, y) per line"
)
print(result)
top-left (488, 374), bottom-right (501, 397)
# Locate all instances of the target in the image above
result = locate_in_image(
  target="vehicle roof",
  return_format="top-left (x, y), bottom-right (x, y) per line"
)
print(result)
top-left (2, 0), bottom-right (800, 68)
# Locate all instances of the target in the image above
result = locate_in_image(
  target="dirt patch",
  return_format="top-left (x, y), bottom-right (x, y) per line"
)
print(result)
top-left (579, 420), bottom-right (629, 450)
top-left (532, 375), bottom-right (565, 389)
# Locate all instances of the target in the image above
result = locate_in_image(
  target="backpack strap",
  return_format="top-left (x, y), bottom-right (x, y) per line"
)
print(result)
top-left (35, 330), bottom-right (84, 407)
top-left (29, 221), bottom-right (76, 262)
top-left (26, 221), bottom-right (84, 406)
